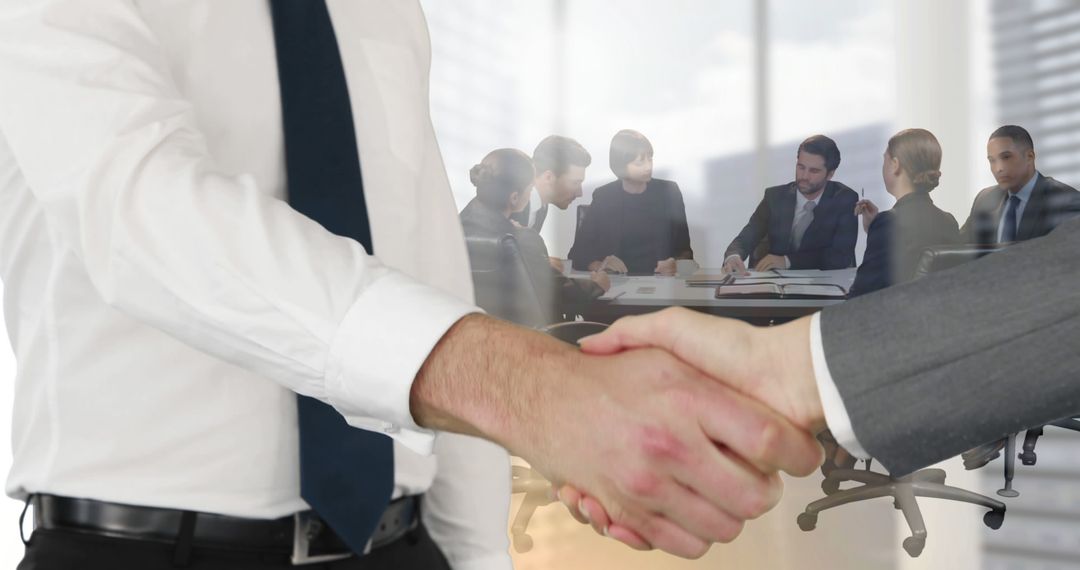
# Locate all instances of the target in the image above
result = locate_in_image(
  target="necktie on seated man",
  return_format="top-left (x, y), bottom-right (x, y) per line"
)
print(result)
top-left (1002, 195), bottom-right (1021, 243)
top-left (791, 200), bottom-right (817, 250)
top-left (270, 0), bottom-right (394, 555)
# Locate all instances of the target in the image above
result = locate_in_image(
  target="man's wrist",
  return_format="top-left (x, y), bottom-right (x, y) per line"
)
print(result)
top-left (752, 317), bottom-right (826, 432)
top-left (409, 314), bottom-right (576, 453)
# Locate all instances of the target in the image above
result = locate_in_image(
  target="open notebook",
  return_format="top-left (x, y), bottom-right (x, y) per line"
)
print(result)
top-left (714, 282), bottom-right (847, 299)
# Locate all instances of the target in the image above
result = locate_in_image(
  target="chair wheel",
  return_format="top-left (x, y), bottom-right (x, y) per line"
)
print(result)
top-left (1019, 451), bottom-right (1037, 466)
top-left (821, 478), bottom-right (841, 495)
top-left (512, 534), bottom-right (534, 553)
top-left (984, 510), bottom-right (1005, 530)
top-left (902, 536), bottom-right (925, 557)
top-left (797, 512), bottom-right (817, 531)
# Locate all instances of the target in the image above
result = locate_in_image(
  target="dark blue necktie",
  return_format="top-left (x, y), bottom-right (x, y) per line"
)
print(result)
top-left (270, 0), bottom-right (394, 555)
top-left (1002, 195), bottom-right (1021, 242)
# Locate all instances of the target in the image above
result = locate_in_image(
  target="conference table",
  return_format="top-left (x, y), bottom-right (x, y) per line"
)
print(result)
top-left (571, 267), bottom-right (857, 325)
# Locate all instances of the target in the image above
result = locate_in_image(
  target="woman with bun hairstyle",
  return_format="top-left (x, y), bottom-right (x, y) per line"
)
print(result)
top-left (459, 148), bottom-right (609, 324)
top-left (849, 128), bottom-right (960, 297)
top-left (568, 130), bottom-right (693, 275)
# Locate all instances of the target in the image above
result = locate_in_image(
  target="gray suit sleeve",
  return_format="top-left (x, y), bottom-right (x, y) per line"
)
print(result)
top-left (819, 217), bottom-right (1080, 476)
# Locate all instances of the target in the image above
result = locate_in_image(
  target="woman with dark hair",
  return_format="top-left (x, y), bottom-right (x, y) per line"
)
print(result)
top-left (568, 130), bottom-right (693, 275)
top-left (849, 128), bottom-right (960, 297)
top-left (459, 148), bottom-right (609, 324)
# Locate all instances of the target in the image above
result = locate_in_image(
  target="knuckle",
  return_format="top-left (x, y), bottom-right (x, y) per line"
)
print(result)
top-left (621, 470), bottom-right (663, 498)
top-left (716, 519), bottom-right (746, 544)
top-left (635, 424), bottom-right (689, 464)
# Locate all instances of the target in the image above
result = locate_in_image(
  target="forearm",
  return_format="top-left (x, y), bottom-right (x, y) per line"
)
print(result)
top-left (410, 314), bottom-right (576, 452)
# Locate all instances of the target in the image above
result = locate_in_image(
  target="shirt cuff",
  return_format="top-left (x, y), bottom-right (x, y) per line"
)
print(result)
top-left (809, 312), bottom-right (870, 459)
top-left (449, 554), bottom-right (514, 570)
top-left (783, 256), bottom-right (791, 269)
top-left (324, 270), bottom-right (480, 456)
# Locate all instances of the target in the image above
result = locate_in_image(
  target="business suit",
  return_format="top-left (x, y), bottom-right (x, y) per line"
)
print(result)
top-left (849, 192), bottom-right (960, 298)
top-left (460, 198), bottom-right (602, 324)
top-left (960, 173), bottom-right (1080, 244)
top-left (510, 200), bottom-right (549, 232)
top-left (725, 181), bottom-right (859, 270)
top-left (568, 178), bottom-right (693, 274)
top-left (820, 215), bottom-right (1080, 476)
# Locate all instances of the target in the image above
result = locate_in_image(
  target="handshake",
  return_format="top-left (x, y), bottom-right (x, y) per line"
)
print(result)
top-left (506, 307), bottom-right (830, 559)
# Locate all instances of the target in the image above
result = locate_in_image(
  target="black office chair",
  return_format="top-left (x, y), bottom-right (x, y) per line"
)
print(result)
top-left (464, 232), bottom-right (609, 552)
top-left (798, 244), bottom-right (1009, 558)
top-left (465, 233), bottom-right (551, 329)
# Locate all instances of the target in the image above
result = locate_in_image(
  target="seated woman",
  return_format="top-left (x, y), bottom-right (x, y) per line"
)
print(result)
top-left (850, 128), bottom-right (960, 298)
top-left (568, 130), bottom-right (693, 275)
top-left (459, 148), bottom-right (609, 325)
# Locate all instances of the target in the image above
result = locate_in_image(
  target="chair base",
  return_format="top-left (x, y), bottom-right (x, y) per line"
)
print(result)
top-left (798, 467), bottom-right (1006, 558)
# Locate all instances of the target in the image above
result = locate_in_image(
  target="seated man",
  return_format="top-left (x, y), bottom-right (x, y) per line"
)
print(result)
top-left (962, 125), bottom-right (1080, 245)
top-left (723, 134), bottom-right (859, 273)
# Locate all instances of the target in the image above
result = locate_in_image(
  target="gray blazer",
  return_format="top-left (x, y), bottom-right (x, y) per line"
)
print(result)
top-left (819, 215), bottom-right (1080, 476)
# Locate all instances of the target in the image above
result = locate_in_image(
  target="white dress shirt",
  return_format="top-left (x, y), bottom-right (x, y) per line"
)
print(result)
top-left (809, 313), bottom-right (870, 458)
top-left (0, 2), bottom-right (509, 568)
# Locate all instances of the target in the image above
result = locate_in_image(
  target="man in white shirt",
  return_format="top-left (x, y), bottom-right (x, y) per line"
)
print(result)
top-left (0, 2), bottom-right (821, 568)
top-left (558, 214), bottom-right (1080, 550)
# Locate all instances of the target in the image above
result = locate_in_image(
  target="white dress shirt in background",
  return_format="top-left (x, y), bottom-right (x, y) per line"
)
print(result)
top-left (0, 2), bottom-right (509, 568)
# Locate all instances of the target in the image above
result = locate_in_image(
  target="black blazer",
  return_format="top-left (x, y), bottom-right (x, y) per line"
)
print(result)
top-left (724, 181), bottom-right (859, 270)
top-left (960, 173), bottom-right (1080, 244)
top-left (849, 192), bottom-right (960, 298)
top-left (568, 178), bottom-right (693, 274)
top-left (459, 198), bottom-right (601, 323)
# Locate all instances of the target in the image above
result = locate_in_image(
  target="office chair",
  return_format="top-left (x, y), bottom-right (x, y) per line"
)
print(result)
top-left (465, 233), bottom-right (552, 329)
top-left (798, 244), bottom-right (1009, 558)
top-left (464, 232), bottom-right (609, 552)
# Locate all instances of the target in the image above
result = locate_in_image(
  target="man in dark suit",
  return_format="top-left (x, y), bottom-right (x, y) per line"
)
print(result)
top-left (723, 134), bottom-right (859, 273)
top-left (961, 125), bottom-right (1080, 245)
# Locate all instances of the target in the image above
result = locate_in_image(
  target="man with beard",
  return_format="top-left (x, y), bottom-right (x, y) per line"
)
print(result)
top-left (723, 135), bottom-right (859, 273)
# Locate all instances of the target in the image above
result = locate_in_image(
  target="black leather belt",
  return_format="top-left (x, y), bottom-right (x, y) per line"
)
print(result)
top-left (30, 494), bottom-right (420, 565)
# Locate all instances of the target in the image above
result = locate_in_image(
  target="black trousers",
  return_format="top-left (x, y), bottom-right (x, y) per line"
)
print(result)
top-left (18, 523), bottom-right (452, 570)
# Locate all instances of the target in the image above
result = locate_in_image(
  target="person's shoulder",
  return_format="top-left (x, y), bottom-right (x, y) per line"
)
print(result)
top-left (591, 180), bottom-right (622, 201)
top-left (650, 178), bottom-right (686, 198)
top-left (972, 184), bottom-right (1001, 203)
top-left (761, 184), bottom-right (792, 202)
top-left (828, 181), bottom-right (859, 202)
top-left (1040, 175), bottom-right (1079, 195)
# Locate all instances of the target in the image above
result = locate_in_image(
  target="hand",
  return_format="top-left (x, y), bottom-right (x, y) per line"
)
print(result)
top-left (722, 255), bottom-right (748, 276)
top-left (598, 255), bottom-right (628, 274)
top-left (854, 199), bottom-right (879, 232)
top-left (754, 254), bottom-right (788, 272)
top-left (518, 348), bottom-right (821, 558)
top-left (654, 257), bottom-right (676, 276)
top-left (571, 308), bottom-right (828, 551)
top-left (590, 270), bottom-right (611, 292)
top-left (410, 314), bottom-right (820, 559)
top-left (548, 257), bottom-right (566, 273)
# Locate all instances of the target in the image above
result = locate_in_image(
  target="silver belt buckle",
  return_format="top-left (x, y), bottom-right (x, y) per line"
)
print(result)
top-left (290, 512), bottom-right (353, 566)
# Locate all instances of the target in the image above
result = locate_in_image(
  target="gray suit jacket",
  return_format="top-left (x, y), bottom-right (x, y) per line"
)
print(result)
top-left (819, 215), bottom-right (1080, 476)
